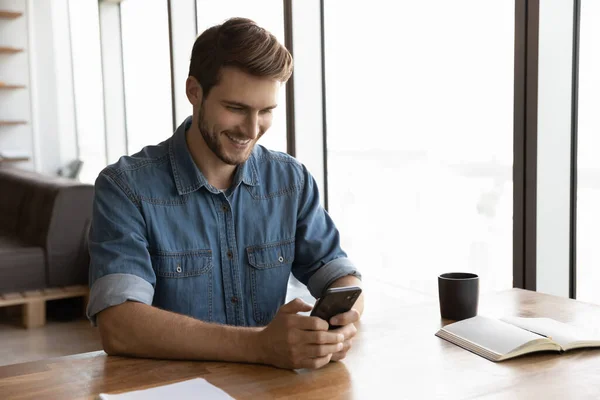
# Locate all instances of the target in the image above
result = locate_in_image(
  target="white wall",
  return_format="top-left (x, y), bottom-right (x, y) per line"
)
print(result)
top-left (536, 0), bottom-right (574, 297)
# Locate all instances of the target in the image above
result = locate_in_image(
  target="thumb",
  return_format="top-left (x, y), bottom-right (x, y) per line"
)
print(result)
top-left (279, 298), bottom-right (313, 314)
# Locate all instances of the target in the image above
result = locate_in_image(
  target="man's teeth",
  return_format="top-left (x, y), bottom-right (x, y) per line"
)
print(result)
top-left (226, 134), bottom-right (250, 145)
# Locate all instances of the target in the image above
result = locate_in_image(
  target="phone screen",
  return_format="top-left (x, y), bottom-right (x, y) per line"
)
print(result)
top-left (310, 286), bottom-right (362, 328)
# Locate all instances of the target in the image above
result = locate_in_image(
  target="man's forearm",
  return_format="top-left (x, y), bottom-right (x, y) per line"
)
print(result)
top-left (97, 301), bottom-right (263, 363)
top-left (329, 275), bottom-right (364, 316)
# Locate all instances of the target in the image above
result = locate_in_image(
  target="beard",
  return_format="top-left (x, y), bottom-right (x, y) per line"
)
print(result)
top-left (197, 103), bottom-right (261, 166)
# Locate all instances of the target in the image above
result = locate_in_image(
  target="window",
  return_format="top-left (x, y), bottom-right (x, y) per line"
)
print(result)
top-left (99, 1), bottom-right (127, 165)
top-left (323, 1), bottom-right (515, 296)
top-left (68, 0), bottom-right (106, 183)
top-left (169, 0), bottom-right (197, 125)
top-left (576, 0), bottom-right (600, 304)
top-left (289, 0), bottom-right (326, 199)
top-left (120, 0), bottom-right (174, 154)
top-left (195, 0), bottom-right (288, 153)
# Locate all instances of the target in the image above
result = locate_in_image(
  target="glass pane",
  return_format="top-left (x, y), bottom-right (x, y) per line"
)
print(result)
top-left (68, 0), bottom-right (106, 183)
top-left (99, 2), bottom-right (128, 165)
top-left (169, 0), bottom-right (197, 125)
top-left (535, 0), bottom-right (575, 297)
top-left (576, 0), bottom-right (600, 304)
top-left (196, 0), bottom-right (288, 153)
top-left (324, 0), bottom-right (514, 296)
top-left (121, 0), bottom-right (173, 154)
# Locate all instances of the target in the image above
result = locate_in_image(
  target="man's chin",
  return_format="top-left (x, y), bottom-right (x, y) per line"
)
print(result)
top-left (219, 151), bottom-right (252, 166)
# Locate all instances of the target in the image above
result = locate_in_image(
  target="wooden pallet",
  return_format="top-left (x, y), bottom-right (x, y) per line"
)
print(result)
top-left (0, 285), bottom-right (89, 328)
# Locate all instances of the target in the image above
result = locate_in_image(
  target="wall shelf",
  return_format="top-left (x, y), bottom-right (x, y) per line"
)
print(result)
top-left (0, 157), bottom-right (30, 163)
top-left (0, 120), bottom-right (27, 126)
top-left (1, 9), bottom-right (29, 168)
top-left (0, 10), bottom-right (22, 19)
top-left (0, 83), bottom-right (26, 89)
top-left (0, 46), bottom-right (24, 54)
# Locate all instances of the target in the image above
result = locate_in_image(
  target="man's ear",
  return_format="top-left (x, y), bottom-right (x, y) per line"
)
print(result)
top-left (186, 76), bottom-right (203, 106)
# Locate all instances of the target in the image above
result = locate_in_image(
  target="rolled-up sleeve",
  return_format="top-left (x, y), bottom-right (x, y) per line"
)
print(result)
top-left (292, 165), bottom-right (361, 299)
top-left (86, 170), bottom-right (156, 326)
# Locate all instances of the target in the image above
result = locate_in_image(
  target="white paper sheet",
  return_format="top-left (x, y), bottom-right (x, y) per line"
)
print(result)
top-left (98, 377), bottom-right (234, 400)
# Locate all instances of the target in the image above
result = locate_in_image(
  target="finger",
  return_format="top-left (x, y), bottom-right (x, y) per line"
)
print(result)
top-left (293, 315), bottom-right (329, 331)
top-left (330, 323), bottom-right (358, 341)
top-left (303, 342), bottom-right (344, 358)
top-left (331, 339), bottom-right (353, 361)
top-left (279, 298), bottom-right (313, 314)
top-left (330, 309), bottom-right (360, 326)
top-left (297, 354), bottom-right (333, 370)
top-left (298, 330), bottom-right (344, 345)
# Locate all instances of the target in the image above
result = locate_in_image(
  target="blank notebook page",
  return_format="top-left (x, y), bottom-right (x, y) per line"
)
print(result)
top-left (442, 315), bottom-right (545, 355)
top-left (500, 316), bottom-right (600, 348)
top-left (98, 378), bottom-right (234, 400)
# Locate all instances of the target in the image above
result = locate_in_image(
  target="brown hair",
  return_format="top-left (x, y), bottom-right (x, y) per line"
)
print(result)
top-left (189, 17), bottom-right (293, 97)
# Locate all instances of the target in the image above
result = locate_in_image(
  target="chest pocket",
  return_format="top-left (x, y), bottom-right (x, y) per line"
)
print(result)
top-left (152, 250), bottom-right (213, 321)
top-left (247, 239), bottom-right (295, 325)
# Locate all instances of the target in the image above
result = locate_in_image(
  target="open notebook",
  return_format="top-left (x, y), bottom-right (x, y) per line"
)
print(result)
top-left (436, 315), bottom-right (600, 362)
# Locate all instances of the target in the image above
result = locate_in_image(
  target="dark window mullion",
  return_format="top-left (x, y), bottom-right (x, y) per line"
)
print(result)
top-left (167, 0), bottom-right (177, 132)
top-left (569, 0), bottom-right (581, 299)
top-left (283, 0), bottom-right (296, 158)
top-left (513, 0), bottom-right (539, 291)
top-left (319, 0), bottom-right (329, 211)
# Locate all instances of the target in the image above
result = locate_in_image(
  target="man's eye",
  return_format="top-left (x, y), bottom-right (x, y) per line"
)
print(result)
top-left (260, 109), bottom-right (273, 114)
top-left (227, 106), bottom-right (244, 112)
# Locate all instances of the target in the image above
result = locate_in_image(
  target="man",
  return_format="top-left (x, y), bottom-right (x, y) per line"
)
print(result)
top-left (87, 17), bottom-right (363, 370)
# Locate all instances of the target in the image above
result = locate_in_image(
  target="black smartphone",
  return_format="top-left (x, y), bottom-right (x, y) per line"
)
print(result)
top-left (310, 286), bottom-right (362, 328)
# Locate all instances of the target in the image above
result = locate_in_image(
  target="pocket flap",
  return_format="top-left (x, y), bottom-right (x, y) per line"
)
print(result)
top-left (152, 250), bottom-right (212, 278)
top-left (247, 239), bottom-right (295, 269)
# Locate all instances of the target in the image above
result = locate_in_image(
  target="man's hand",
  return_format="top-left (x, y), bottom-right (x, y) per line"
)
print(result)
top-left (257, 298), bottom-right (345, 370)
top-left (328, 309), bottom-right (360, 361)
top-left (325, 274), bottom-right (364, 361)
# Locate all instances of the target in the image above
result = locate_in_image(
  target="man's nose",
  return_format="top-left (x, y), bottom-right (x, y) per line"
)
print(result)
top-left (244, 115), bottom-right (260, 139)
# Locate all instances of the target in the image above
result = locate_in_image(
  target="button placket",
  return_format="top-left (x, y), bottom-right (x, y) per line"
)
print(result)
top-left (218, 197), bottom-right (243, 325)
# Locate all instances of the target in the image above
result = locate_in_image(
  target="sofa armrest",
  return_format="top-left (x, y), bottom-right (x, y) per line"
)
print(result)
top-left (0, 168), bottom-right (94, 288)
top-left (44, 186), bottom-right (94, 286)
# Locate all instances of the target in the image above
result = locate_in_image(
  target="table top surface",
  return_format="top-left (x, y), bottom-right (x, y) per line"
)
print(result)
top-left (1, 284), bottom-right (600, 400)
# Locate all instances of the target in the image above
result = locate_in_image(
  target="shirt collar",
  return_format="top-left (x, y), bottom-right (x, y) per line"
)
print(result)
top-left (169, 116), bottom-right (260, 196)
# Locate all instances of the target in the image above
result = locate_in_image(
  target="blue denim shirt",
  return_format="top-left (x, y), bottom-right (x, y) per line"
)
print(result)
top-left (87, 117), bottom-right (360, 327)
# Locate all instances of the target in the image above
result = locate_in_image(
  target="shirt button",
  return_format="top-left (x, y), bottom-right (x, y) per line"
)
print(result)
top-left (231, 296), bottom-right (239, 304)
top-left (222, 205), bottom-right (229, 212)
top-left (278, 256), bottom-right (284, 263)
top-left (176, 264), bottom-right (182, 273)
top-left (227, 251), bottom-right (233, 259)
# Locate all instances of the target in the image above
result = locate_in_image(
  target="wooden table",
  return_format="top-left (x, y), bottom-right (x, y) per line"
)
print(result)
top-left (1, 285), bottom-right (600, 399)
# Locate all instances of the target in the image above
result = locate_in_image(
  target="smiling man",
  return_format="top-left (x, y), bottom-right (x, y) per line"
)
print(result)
top-left (87, 17), bottom-right (363, 370)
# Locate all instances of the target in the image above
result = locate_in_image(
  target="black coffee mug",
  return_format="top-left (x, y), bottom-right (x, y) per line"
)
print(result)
top-left (438, 272), bottom-right (479, 320)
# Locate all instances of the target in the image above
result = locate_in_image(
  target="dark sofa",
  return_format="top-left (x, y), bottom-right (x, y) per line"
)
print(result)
top-left (0, 167), bottom-right (94, 294)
